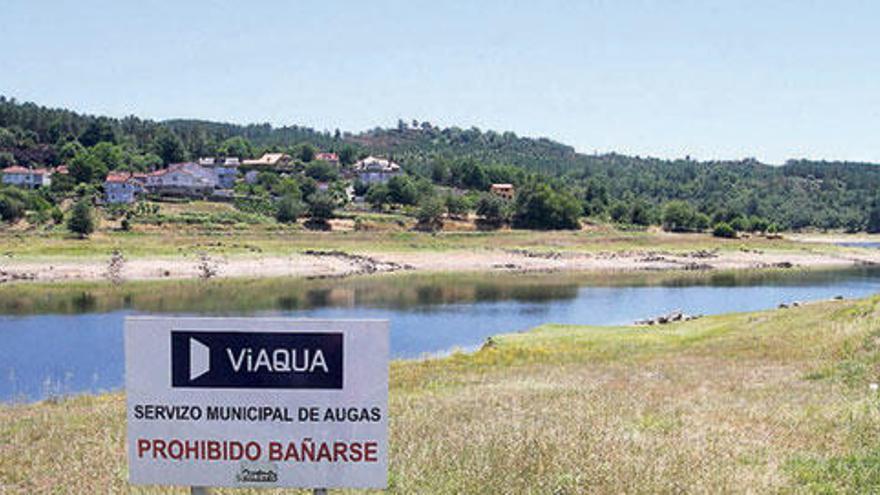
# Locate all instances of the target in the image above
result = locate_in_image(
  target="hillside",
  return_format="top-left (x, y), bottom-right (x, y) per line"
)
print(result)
top-left (2, 95), bottom-right (880, 231)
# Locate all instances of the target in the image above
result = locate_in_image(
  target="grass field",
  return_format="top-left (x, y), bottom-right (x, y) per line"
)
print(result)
top-left (3, 296), bottom-right (880, 493)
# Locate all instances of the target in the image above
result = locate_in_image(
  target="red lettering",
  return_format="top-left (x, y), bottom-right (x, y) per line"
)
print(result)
top-left (137, 439), bottom-right (150, 458)
top-left (333, 442), bottom-right (348, 462)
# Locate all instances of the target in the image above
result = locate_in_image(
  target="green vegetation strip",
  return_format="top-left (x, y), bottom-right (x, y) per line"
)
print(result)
top-left (4, 296), bottom-right (880, 492)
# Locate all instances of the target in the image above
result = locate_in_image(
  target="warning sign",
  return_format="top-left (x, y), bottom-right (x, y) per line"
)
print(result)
top-left (125, 317), bottom-right (388, 489)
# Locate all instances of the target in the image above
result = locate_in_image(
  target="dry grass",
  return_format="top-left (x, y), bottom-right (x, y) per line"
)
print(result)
top-left (4, 298), bottom-right (880, 493)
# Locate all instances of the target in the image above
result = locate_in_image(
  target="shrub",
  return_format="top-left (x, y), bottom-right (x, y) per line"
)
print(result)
top-left (67, 198), bottom-right (95, 238)
top-left (416, 197), bottom-right (445, 231)
top-left (661, 201), bottom-right (695, 232)
top-left (476, 194), bottom-right (509, 229)
top-left (306, 191), bottom-right (335, 222)
top-left (512, 183), bottom-right (581, 230)
top-left (713, 222), bottom-right (737, 238)
top-left (276, 194), bottom-right (305, 223)
top-left (50, 207), bottom-right (64, 224)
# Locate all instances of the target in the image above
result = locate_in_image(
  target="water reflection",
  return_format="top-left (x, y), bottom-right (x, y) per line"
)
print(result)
top-left (2, 267), bottom-right (880, 402)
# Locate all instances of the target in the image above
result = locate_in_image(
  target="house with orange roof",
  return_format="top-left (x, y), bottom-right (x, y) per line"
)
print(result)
top-left (315, 152), bottom-right (340, 165)
top-left (104, 171), bottom-right (146, 204)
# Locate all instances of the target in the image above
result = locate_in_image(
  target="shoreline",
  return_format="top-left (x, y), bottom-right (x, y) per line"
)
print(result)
top-left (1, 242), bottom-right (878, 284)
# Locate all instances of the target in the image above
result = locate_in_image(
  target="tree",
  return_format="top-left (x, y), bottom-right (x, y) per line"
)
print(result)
top-left (339, 146), bottom-right (356, 166)
top-left (67, 198), bottom-right (95, 238)
top-left (306, 191), bottom-right (335, 222)
top-left (476, 194), bottom-right (510, 229)
top-left (713, 222), bottom-right (737, 238)
top-left (298, 143), bottom-right (316, 163)
top-left (304, 161), bottom-right (338, 182)
top-left (366, 184), bottom-right (389, 209)
top-left (630, 199), bottom-right (653, 226)
top-left (276, 194), bottom-right (305, 223)
top-left (152, 129), bottom-right (186, 164)
top-left (352, 180), bottom-right (369, 197)
top-left (387, 175), bottom-right (419, 205)
top-left (513, 183), bottom-right (581, 230)
top-left (867, 195), bottom-right (880, 233)
top-left (416, 197), bottom-right (445, 231)
top-left (69, 150), bottom-right (105, 184)
top-left (0, 152), bottom-right (14, 168)
top-left (79, 119), bottom-right (116, 147)
top-left (445, 193), bottom-right (468, 219)
top-left (217, 137), bottom-right (253, 158)
top-left (0, 189), bottom-right (26, 222)
top-left (609, 202), bottom-right (630, 223)
top-left (661, 201), bottom-right (696, 232)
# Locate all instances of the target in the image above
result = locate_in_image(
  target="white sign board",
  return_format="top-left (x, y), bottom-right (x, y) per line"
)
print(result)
top-left (125, 317), bottom-right (388, 489)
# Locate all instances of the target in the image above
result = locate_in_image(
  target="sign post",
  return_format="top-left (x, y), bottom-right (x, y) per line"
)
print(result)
top-left (125, 317), bottom-right (388, 491)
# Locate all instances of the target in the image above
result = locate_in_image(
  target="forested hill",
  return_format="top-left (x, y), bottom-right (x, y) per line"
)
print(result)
top-left (2, 95), bottom-right (880, 231)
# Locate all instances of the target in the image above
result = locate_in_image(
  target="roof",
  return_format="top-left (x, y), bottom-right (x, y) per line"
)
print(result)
top-left (316, 152), bottom-right (339, 161)
top-left (3, 166), bottom-right (51, 175)
top-left (242, 153), bottom-right (290, 166)
top-left (105, 171), bottom-right (146, 183)
top-left (491, 183), bottom-right (514, 189)
top-left (354, 156), bottom-right (400, 172)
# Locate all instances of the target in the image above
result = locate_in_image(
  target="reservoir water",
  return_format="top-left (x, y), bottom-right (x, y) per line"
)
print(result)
top-left (2, 267), bottom-right (880, 402)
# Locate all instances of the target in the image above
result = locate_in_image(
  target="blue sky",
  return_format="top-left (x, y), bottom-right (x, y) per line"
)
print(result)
top-left (1, 0), bottom-right (878, 163)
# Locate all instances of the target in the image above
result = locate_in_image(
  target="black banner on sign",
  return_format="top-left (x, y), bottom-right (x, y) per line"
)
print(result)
top-left (171, 331), bottom-right (343, 389)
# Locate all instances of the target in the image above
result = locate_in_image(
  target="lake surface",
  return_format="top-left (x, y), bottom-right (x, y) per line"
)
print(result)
top-left (2, 268), bottom-right (880, 403)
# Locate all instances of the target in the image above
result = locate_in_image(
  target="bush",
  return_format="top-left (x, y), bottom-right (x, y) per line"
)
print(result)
top-left (0, 191), bottom-right (25, 222)
top-left (475, 194), bottom-right (510, 229)
top-left (306, 191), bottom-right (335, 222)
top-left (713, 222), bottom-right (737, 238)
top-left (512, 183), bottom-right (581, 230)
top-left (366, 184), bottom-right (389, 210)
top-left (445, 193), bottom-right (468, 219)
top-left (67, 198), bottom-right (95, 238)
top-left (50, 207), bottom-right (64, 224)
top-left (276, 194), bottom-right (305, 223)
top-left (661, 201), bottom-right (695, 232)
top-left (416, 197), bottom-right (445, 231)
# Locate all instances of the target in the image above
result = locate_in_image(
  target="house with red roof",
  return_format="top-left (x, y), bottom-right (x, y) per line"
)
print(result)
top-left (2, 166), bottom-right (52, 188)
top-left (315, 152), bottom-right (340, 165)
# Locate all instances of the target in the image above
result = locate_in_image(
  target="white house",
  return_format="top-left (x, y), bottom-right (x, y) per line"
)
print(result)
top-left (197, 157), bottom-right (240, 189)
top-left (145, 162), bottom-right (217, 196)
top-left (104, 172), bottom-right (146, 204)
top-left (353, 156), bottom-right (401, 184)
top-left (1, 166), bottom-right (52, 188)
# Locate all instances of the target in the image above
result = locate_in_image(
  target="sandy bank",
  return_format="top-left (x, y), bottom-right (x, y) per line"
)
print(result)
top-left (2, 244), bottom-right (878, 284)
